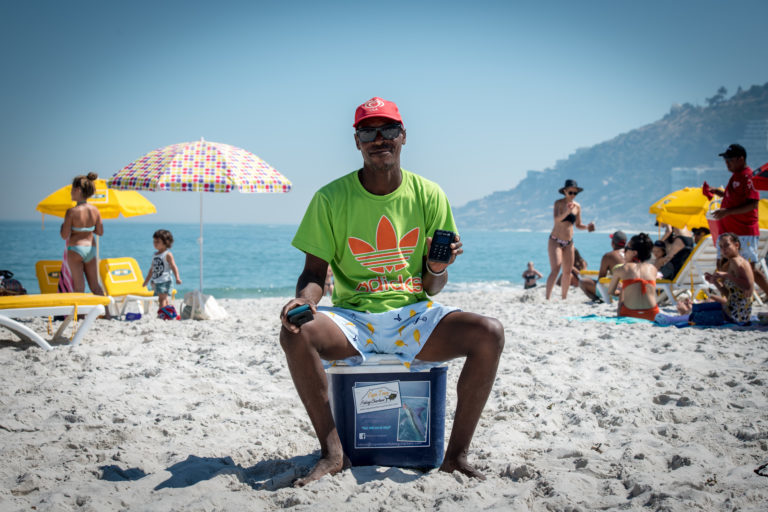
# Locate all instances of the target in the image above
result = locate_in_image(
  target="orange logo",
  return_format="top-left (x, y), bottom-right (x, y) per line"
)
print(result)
top-left (348, 216), bottom-right (419, 274)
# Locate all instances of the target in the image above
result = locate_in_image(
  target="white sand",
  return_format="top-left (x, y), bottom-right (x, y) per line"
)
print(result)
top-left (1, 288), bottom-right (767, 511)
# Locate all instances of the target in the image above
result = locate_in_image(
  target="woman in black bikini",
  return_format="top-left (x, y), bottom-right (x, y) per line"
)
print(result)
top-left (522, 261), bottom-right (543, 289)
top-left (545, 179), bottom-right (595, 300)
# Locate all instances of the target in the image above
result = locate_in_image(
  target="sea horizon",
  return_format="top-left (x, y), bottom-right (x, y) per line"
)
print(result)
top-left (1, 220), bottom-right (656, 298)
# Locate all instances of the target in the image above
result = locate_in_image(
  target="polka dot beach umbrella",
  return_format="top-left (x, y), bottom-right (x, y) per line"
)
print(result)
top-left (108, 138), bottom-right (292, 294)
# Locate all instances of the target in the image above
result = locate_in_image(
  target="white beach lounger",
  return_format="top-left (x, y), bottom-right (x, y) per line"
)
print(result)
top-left (0, 293), bottom-right (111, 350)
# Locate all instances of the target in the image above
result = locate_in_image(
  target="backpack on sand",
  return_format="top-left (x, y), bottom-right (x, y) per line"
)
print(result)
top-left (0, 270), bottom-right (27, 296)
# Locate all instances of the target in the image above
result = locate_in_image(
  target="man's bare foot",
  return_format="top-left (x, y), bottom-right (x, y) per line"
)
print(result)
top-left (293, 453), bottom-right (350, 487)
top-left (439, 455), bottom-right (486, 480)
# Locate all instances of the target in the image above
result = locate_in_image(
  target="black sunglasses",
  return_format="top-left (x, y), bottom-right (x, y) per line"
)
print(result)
top-left (625, 246), bottom-right (635, 251)
top-left (356, 123), bottom-right (403, 143)
top-left (566, 191), bottom-right (579, 196)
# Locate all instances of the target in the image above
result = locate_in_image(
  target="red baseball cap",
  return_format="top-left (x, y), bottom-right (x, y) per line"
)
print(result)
top-left (353, 97), bottom-right (403, 127)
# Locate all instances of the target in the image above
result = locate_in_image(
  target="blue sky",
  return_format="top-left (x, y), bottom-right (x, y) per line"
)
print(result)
top-left (2, 0), bottom-right (767, 225)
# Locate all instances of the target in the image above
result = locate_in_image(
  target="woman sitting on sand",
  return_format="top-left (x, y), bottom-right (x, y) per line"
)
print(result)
top-left (703, 233), bottom-right (754, 323)
top-left (660, 233), bottom-right (754, 325)
top-left (545, 179), bottom-right (595, 300)
top-left (606, 233), bottom-right (659, 321)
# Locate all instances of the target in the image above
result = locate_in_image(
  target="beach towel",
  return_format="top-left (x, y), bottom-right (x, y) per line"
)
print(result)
top-left (564, 314), bottom-right (654, 325)
top-left (58, 247), bottom-right (74, 293)
top-left (654, 312), bottom-right (768, 330)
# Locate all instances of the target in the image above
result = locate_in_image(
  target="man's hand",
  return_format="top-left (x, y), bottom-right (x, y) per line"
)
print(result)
top-left (710, 208), bottom-right (729, 220)
top-left (280, 298), bottom-right (318, 334)
top-left (425, 233), bottom-right (463, 274)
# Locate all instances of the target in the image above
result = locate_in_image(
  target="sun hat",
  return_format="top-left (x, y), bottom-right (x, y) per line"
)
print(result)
top-left (353, 97), bottom-right (403, 127)
top-left (718, 143), bottom-right (747, 159)
top-left (558, 179), bottom-right (584, 195)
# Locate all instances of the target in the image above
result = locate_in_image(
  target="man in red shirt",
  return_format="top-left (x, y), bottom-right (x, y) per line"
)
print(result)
top-left (710, 143), bottom-right (768, 296)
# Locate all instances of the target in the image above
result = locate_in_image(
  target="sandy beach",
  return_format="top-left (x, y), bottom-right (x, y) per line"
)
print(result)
top-left (1, 288), bottom-right (767, 511)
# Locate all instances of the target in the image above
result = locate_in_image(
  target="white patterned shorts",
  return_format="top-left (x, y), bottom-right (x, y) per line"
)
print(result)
top-left (319, 300), bottom-right (460, 371)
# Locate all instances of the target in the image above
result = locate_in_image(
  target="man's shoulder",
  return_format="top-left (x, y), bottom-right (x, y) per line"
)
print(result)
top-left (730, 168), bottom-right (755, 184)
top-left (600, 251), bottom-right (624, 272)
top-left (601, 250), bottom-right (623, 263)
top-left (316, 169), bottom-right (360, 194)
top-left (403, 169), bottom-right (445, 195)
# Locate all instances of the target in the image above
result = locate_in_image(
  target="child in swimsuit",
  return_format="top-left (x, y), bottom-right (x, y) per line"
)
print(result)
top-left (60, 172), bottom-right (106, 296)
top-left (522, 261), bottom-right (543, 289)
top-left (606, 233), bottom-right (659, 321)
top-left (142, 229), bottom-right (182, 316)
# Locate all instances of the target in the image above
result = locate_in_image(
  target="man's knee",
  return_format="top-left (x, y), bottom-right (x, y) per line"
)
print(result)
top-left (279, 326), bottom-right (309, 354)
top-left (475, 316), bottom-right (505, 356)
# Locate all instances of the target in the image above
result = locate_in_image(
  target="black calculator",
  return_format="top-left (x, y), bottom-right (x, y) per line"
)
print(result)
top-left (427, 230), bottom-right (456, 263)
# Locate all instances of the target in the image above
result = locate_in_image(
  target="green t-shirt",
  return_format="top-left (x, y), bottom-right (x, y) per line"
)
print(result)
top-left (292, 169), bottom-right (457, 313)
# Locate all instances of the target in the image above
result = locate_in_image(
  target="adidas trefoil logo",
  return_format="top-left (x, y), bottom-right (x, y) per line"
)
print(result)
top-left (348, 216), bottom-right (420, 274)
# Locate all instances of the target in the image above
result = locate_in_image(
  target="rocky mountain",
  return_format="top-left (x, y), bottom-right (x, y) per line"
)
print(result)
top-left (454, 82), bottom-right (768, 231)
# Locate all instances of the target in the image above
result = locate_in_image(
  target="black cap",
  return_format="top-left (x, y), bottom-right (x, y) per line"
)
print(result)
top-left (653, 240), bottom-right (666, 248)
top-left (718, 143), bottom-right (747, 159)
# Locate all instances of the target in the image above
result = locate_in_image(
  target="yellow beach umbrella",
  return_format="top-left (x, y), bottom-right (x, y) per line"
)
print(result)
top-left (36, 179), bottom-right (156, 223)
top-left (649, 187), bottom-right (711, 217)
top-left (650, 187), bottom-right (768, 229)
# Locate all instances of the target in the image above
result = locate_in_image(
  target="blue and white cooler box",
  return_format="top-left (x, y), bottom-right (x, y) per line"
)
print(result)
top-left (327, 354), bottom-right (447, 469)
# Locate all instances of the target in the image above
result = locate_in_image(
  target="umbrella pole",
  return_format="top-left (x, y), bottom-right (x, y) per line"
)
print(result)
top-left (199, 191), bottom-right (203, 294)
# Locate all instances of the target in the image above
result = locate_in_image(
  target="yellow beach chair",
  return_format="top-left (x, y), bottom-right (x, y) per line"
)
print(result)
top-left (35, 260), bottom-right (63, 294)
top-left (0, 293), bottom-right (111, 350)
top-left (99, 257), bottom-right (174, 317)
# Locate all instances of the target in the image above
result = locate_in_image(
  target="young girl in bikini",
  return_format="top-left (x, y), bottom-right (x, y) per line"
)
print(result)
top-left (60, 172), bottom-right (106, 296)
top-left (545, 179), bottom-right (595, 300)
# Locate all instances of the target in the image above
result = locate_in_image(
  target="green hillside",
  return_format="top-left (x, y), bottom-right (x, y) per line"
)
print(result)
top-left (454, 82), bottom-right (768, 231)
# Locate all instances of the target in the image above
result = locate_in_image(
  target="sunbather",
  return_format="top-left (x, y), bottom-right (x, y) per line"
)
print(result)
top-left (657, 233), bottom-right (755, 325)
top-left (703, 233), bottom-right (754, 323)
top-left (522, 261), bottom-right (543, 289)
top-left (656, 224), bottom-right (693, 280)
top-left (579, 231), bottom-right (626, 301)
top-left (545, 179), bottom-right (595, 300)
top-left (607, 233), bottom-right (659, 321)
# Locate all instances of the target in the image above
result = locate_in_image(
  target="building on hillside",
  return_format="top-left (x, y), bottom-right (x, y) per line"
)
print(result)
top-left (742, 119), bottom-right (768, 167)
top-left (670, 166), bottom-right (731, 191)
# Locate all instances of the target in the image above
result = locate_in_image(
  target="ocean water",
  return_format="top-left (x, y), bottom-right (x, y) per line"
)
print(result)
top-left (1, 220), bottom-right (625, 297)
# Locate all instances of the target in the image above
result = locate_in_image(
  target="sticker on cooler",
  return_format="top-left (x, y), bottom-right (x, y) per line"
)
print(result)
top-left (353, 380), bottom-right (432, 449)
top-left (354, 381), bottom-right (402, 414)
